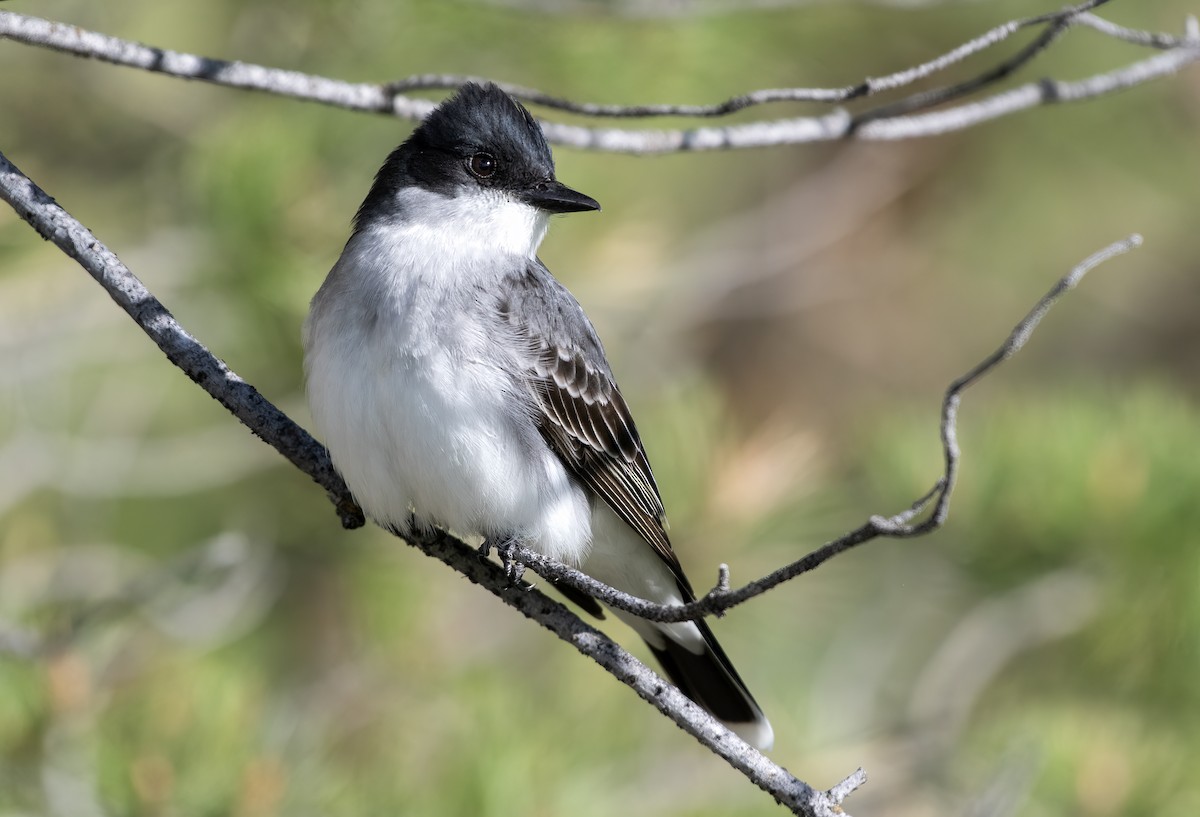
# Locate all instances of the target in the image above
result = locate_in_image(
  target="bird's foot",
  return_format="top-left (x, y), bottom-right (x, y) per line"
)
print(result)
top-left (481, 536), bottom-right (533, 589)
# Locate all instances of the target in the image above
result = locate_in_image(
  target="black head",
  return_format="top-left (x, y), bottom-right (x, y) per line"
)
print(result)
top-left (355, 82), bottom-right (599, 231)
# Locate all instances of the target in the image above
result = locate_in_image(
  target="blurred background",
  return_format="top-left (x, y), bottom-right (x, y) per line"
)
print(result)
top-left (2, 1), bottom-right (1199, 815)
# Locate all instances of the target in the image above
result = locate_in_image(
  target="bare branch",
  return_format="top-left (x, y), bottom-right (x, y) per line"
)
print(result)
top-left (0, 10), bottom-right (435, 119)
top-left (1, 3), bottom-right (1197, 152)
top-left (849, 10), bottom-right (1076, 131)
top-left (925, 236), bottom-right (1144, 529)
top-left (384, 73), bottom-right (859, 113)
top-left (858, 48), bottom-right (1200, 140)
top-left (857, 2), bottom-right (1117, 96)
top-left (0, 149), bottom-right (363, 530)
top-left (0, 146), bottom-right (855, 817)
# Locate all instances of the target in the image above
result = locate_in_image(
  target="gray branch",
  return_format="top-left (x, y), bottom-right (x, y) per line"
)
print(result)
top-left (858, 46), bottom-right (1200, 140)
top-left (0, 147), bottom-right (859, 816)
top-left (1, 2), bottom-right (1197, 152)
top-left (0, 151), bottom-right (363, 531)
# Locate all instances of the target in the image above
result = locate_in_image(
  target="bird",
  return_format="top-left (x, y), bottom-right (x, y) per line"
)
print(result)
top-left (303, 82), bottom-right (772, 750)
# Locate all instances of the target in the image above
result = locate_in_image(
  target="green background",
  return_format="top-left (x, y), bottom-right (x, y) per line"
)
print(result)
top-left (2, 1), bottom-right (1198, 814)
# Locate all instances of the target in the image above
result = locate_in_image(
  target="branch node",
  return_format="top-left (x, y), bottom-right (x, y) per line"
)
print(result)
top-left (1038, 76), bottom-right (1063, 103)
top-left (336, 496), bottom-right (366, 529)
top-left (716, 563), bottom-right (731, 594)
top-left (868, 514), bottom-right (900, 534)
top-left (883, 477), bottom-right (947, 532)
top-left (828, 768), bottom-right (868, 805)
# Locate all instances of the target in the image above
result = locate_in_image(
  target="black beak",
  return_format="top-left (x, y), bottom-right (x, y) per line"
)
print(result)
top-left (522, 179), bottom-right (601, 214)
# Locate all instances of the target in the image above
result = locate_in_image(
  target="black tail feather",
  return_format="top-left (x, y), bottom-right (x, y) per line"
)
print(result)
top-left (645, 618), bottom-right (767, 733)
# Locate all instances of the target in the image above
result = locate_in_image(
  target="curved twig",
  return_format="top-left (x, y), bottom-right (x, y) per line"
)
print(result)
top-left (497, 231), bottom-right (1142, 621)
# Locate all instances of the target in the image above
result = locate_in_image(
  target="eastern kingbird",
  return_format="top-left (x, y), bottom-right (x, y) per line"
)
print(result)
top-left (304, 82), bottom-right (772, 749)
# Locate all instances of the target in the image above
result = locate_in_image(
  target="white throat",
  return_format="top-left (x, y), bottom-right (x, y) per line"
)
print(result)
top-left (386, 184), bottom-right (549, 262)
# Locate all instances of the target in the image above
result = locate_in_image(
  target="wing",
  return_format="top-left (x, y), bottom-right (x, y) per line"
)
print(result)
top-left (497, 260), bottom-right (686, 583)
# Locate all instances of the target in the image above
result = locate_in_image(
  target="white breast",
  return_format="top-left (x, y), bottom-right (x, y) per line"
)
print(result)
top-left (303, 188), bottom-right (592, 564)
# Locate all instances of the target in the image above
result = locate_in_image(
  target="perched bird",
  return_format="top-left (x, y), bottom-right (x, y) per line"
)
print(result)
top-left (304, 82), bottom-right (772, 749)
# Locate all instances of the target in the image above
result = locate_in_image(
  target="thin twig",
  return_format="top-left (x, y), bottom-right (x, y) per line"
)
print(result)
top-left (857, 46), bottom-right (1200, 140)
top-left (0, 146), bottom-right (857, 817)
top-left (497, 237), bottom-right (1143, 623)
top-left (923, 235), bottom-right (1144, 531)
top-left (858, 0), bottom-right (1111, 96)
top-left (391, 0), bottom-right (1115, 117)
top-left (849, 11), bottom-right (1076, 131)
top-left (384, 73), bottom-right (861, 113)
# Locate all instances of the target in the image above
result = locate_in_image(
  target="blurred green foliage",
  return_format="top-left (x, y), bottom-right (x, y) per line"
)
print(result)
top-left (2, 0), bottom-right (1199, 815)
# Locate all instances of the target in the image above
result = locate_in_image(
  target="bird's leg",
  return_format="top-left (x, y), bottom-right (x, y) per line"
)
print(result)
top-left (481, 535), bottom-right (533, 589)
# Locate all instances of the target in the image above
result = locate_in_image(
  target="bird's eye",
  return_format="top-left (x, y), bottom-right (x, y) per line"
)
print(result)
top-left (468, 152), bottom-right (498, 179)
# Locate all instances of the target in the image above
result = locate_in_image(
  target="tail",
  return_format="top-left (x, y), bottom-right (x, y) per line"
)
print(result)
top-left (641, 616), bottom-right (774, 751)
top-left (581, 506), bottom-right (773, 749)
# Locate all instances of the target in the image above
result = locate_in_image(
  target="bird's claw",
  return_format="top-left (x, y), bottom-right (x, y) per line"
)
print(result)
top-left (482, 537), bottom-right (533, 589)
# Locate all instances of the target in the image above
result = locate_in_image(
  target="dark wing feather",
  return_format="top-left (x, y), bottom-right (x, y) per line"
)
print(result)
top-left (498, 260), bottom-right (686, 582)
